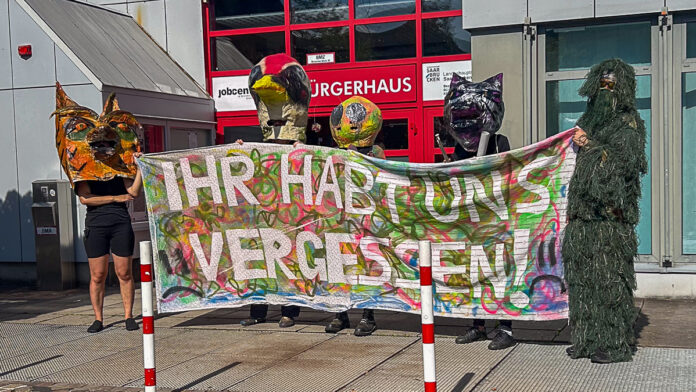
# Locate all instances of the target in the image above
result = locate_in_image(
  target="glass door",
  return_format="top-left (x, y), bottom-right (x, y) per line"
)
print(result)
top-left (380, 109), bottom-right (420, 162)
top-left (423, 107), bottom-right (457, 163)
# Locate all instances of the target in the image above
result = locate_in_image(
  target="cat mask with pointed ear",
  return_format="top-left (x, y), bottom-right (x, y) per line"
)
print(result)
top-left (443, 73), bottom-right (505, 153)
top-left (52, 82), bottom-right (141, 186)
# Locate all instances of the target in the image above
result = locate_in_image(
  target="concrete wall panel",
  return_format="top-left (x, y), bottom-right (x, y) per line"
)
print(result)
top-left (9, 0), bottom-right (56, 89)
top-left (667, 0), bottom-right (696, 12)
top-left (0, 0), bottom-right (12, 90)
top-left (596, 0), bottom-right (664, 17)
top-left (471, 31), bottom-right (525, 150)
top-left (463, 0), bottom-right (526, 29)
top-left (529, 0), bottom-right (593, 23)
top-left (165, 0), bottom-right (206, 88)
top-left (55, 46), bottom-right (91, 86)
top-left (128, 0), bottom-right (167, 49)
top-left (0, 90), bottom-right (22, 262)
top-left (13, 86), bottom-right (63, 261)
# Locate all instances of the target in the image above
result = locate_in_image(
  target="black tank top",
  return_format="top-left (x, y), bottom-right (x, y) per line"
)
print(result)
top-left (84, 178), bottom-right (131, 227)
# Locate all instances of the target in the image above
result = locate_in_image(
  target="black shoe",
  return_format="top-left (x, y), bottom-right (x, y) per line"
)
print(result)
top-left (125, 317), bottom-right (139, 331)
top-left (354, 317), bottom-right (377, 336)
top-left (278, 316), bottom-right (295, 328)
top-left (488, 328), bottom-right (516, 350)
top-left (325, 313), bottom-right (350, 333)
top-left (455, 327), bottom-right (486, 344)
top-left (87, 320), bottom-right (103, 333)
top-left (566, 346), bottom-right (576, 358)
top-left (240, 318), bottom-right (265, 326)
top-left (590, 350), bottom-right (612, 364)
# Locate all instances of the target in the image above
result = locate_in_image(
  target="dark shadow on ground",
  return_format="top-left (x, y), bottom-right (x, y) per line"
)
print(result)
top-left (0, 286), bottom-right (120, 323)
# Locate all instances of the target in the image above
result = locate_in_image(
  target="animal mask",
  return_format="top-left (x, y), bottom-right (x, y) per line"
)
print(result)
top-left (248, 54), bottom-right (311, 143)
top-left (443, 73), bottom-right (505, 153)
top-left (329, 96), bottom-right (383, 149)
top-left (53, 83), bottom-right (141, 186)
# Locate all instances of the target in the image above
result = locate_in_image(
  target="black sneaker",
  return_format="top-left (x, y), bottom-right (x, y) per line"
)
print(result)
top-left (455, 327), bottom-right (486, 344)
top-left (87, 320), bottom-right (103, 333)
top-left (354, 318), bottom-right (377, 336)
top-left (278, 316), bottom-right (295, 328)
top-left (240, 318), bottom-right (266, 326)
top-left (488, 328), bottom-right (516, 350)
top-left (566, 345), bottom-right (576, 357)
top-left (125, 317), bottom-right (139, 331)
top-left (325, 312), bottom-right (350, 333)
top-left (590, 349), bottom-right (612, 364)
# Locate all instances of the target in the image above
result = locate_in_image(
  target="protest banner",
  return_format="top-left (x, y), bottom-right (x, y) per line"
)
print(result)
top-left (138, 129), bottom-right (576, 320)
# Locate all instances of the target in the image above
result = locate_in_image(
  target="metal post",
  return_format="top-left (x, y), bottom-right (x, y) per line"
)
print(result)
top-left (419, 240), bottom-right (436, 392)
top-left (140, 241), bottom-right (156, 392)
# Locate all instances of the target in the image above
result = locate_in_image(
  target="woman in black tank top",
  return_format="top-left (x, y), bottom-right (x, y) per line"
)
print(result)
top-left (75, 154), bottom-right (143, 333)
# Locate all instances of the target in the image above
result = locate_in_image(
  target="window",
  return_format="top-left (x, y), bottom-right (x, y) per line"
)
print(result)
top-left (132, 124), bottom-right (164, 221)
top-left (546, 22), bottom-right (651, 72)
top-left (543, 21), bottom-right (654, 255)
top-left (355, 21), bottom-right (416, 61)
top-left (422, 0), bottom-right (461, 12)
top-left (422, 17), bottom-right (470, 57)
top-left (291, 0), bottom-right (348, 24)
top-left (688, 22), bottom-right (696, 59)
top-left (139, 125), bottom-right (164, 154)
top-left (376, 119), bottom-right (409, 150)
top-left (354, 0), bottom-right (415, 19)
top-left (292, 27), bottom-right (350, 65)
top-left (545, 79), bottom-right (585, 138)
top-left (224, 126), bottom-right (262, 144)
top-left (212, 33), bottom-right (285, 71)
top-left (683, 73), bottom-right (696, 253)
top-left (211, 1), bottom-right (284, 30)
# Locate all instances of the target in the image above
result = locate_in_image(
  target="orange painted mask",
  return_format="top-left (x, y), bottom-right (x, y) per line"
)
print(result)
top-left (53, 83), bottom-right (141, 186)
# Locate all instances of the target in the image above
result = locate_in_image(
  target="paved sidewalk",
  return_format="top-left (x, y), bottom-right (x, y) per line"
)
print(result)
top-left (1, 288), bottom-right (694, 391)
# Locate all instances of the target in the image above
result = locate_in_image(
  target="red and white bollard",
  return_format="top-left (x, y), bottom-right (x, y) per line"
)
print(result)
top-left (140, 241), bottom-right (156, 392)
top-left (419, 240), bottom-right (437, 392)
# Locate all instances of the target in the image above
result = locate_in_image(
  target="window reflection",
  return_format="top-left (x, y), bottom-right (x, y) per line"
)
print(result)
top-left (422, 17), bottom-right (470, 56)
top-left (212, 33), bottom-right (285, 71)
top-left (376, 119), bottom-right (409, 150)
top-left (546, 22), bottom-right (651, 72)
top-left (354, 0), bottom-right (415, 19)
top-left (292, 27), bottom-right (350, 65)
top-left (432, 116), bottom-right (456, 148)
top-left (291, 0), bottom-right (348, 24)
top-left (682, 73), bottom-right (696, 253)
top-left (211, 1), bottom-right (284, 30)
top-left (355, 21), bottom-right (416, 61)
top-left (422, 0), bottom-right (461, 12)
top-left (687, 22), bottom-right (696, 59)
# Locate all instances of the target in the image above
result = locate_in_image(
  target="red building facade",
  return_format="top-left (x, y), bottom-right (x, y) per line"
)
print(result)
top-left (203, 0), bottom-right (471, 162)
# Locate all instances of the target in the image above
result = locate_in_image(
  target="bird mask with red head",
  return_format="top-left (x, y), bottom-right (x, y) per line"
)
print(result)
top-left (248, 54), bottom-right (311, 143)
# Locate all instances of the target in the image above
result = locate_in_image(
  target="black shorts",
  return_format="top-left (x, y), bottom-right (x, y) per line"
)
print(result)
top-left (83, 222), bottom-right (135, 258)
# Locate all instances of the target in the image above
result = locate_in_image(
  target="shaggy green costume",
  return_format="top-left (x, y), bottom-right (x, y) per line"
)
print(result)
top-left (562, 59), bottom-right (648, 363)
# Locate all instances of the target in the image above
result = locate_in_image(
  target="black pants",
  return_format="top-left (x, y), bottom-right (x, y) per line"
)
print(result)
top-left (473, 319), bottom-right (512, 329)
top-left (250, 304), bottom-right (300, 319)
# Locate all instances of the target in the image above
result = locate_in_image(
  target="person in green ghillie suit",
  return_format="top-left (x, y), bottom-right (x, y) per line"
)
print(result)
top-left (563, 58), bottom-right (648, 364)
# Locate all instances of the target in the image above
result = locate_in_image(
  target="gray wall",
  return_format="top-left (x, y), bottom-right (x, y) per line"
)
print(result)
top-left (86, 0), bottom-right (207, 89)
top-left (471, 31), bottom-right (525, 150)
top-left (0, 0), bottom-right (103, 265)
top-left (463, 0), bottom-right (681, 29)
top-left (0, 0), bottom-right (213, 270)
